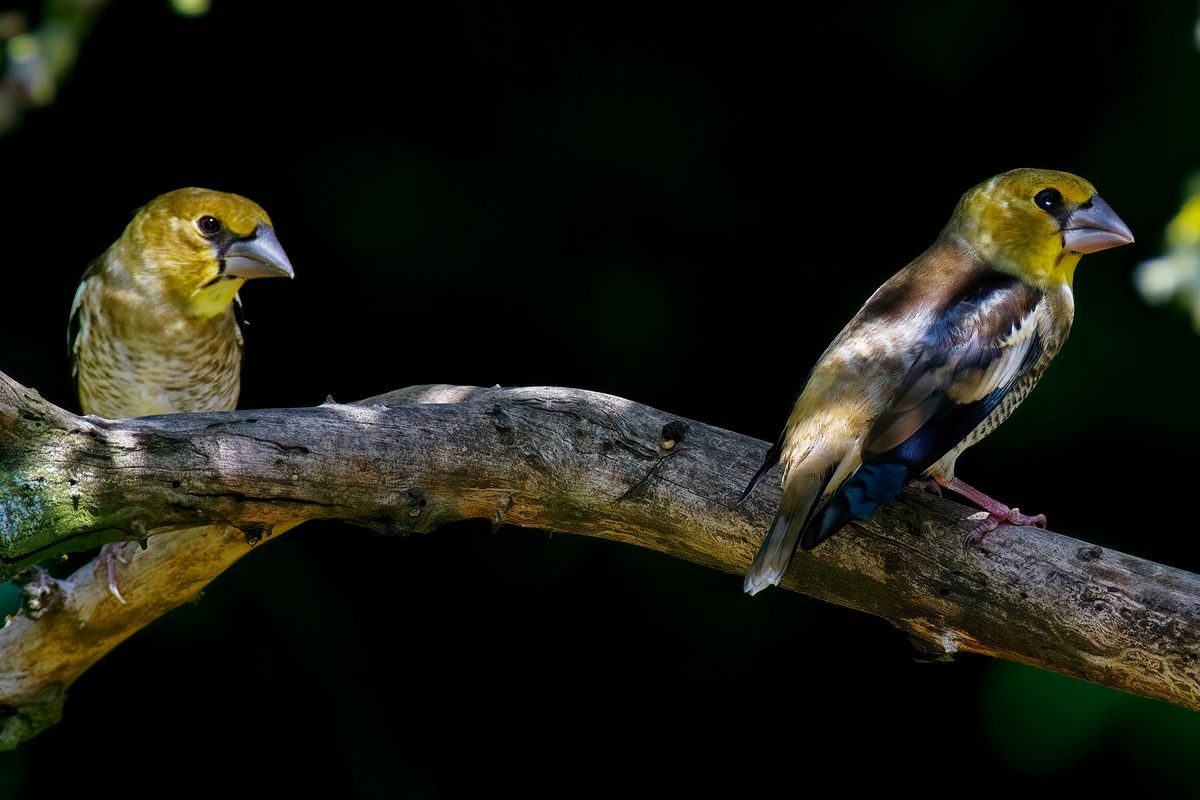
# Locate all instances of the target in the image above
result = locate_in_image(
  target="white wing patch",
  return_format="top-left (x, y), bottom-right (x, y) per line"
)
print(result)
top-left (946, 303), bottom-right (1042, 405)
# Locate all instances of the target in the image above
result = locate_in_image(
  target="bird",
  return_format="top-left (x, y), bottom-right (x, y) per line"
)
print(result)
top-left (69, 187), bottom-right (294, 600)
top-left (741, 168), bottom-right (1133, 596)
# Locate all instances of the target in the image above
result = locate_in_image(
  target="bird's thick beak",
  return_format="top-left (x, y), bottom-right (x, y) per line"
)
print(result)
top-left (222, 223), bottom-right (295, 280)
top-left (1062, 195), bottom-right (1134, 254)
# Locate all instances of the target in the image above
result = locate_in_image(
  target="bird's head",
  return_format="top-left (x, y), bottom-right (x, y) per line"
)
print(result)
top-left (946, 168), bottom-right (1133, 288)
top-left (117, 188), bottom-right (294, 318)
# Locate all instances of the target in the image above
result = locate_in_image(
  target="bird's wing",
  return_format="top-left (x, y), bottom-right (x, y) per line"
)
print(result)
top-left (67, 260), bottom-right (102, 384)
top-left (746, 265), bottom-right (1051, 590)
top-left (861, 276), bottom-right (1047, 472)
top-left (795, 275), bottom-right (1047, 551)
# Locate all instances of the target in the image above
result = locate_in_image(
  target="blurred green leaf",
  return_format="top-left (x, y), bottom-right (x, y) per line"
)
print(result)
top-left (1117, 694), bottom-right (1200, 789)
top-left (981, 662), bottom-right (1129, 773)
top-left (170, 0), bottom-right (211, 17)
top-left (984, 661), bottom-right (1200, 784)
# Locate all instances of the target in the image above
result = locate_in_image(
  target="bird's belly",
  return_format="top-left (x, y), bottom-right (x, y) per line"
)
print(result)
top-left (81, 368), bottom-right (240, 418)
top-left (78, 335), bottom-right (242, 418)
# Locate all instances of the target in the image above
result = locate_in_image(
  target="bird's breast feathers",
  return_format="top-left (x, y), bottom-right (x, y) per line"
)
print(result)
top-left (71, 277), bottom-right (244, 418)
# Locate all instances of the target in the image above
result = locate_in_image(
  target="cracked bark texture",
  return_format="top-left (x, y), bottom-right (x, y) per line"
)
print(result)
top-left (1, 371), bottom-right (1199, 750)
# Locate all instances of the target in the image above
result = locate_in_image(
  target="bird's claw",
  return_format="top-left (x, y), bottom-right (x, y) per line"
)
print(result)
top-left (961, 507), bottom-right (1048, 551)
top-left (962, 515), bottom-right (999, 551)
top-left (93, 543), bottom-right (130, 604)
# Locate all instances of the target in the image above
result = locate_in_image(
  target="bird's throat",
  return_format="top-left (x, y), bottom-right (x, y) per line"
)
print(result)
top-left (1052, 251), bottom-right (1081, 287)
top-left (190, 277), bottom-right (246, 318)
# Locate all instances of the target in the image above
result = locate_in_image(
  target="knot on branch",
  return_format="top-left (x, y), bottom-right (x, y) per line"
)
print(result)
top-left (15, 566), bottom-right (64, 620)
top-left (660, 420), bottom-right (688, 450)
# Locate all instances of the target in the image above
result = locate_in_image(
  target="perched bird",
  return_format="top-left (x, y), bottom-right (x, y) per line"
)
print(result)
top-left (71, 187), bottom-right (294, 418)
top-left (742, 168), bottom-right (1133, 596)
top-left (70, 187), bottom-right (294, 599)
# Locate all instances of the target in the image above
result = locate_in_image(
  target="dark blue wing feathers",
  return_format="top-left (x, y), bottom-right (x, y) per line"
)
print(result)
top-left (801, 462), bottom-right (909, 549)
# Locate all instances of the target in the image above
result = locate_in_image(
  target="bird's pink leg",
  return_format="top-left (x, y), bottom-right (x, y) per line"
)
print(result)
top-left (942, 477), bottom-right (1046, 548)
top-left (92, 542), bottom-right (132, 604)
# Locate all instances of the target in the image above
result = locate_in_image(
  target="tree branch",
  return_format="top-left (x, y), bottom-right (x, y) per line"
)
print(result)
top-left (1, 370), bottom-right (1198, 750)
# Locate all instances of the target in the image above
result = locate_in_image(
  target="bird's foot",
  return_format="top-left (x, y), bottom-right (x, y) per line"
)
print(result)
top-left (93, 543), bottom-right (132, 604)
top-left (943, 477), bottom-right (1046, 550)
top-left (961, 506), bottom-right (1047, 549)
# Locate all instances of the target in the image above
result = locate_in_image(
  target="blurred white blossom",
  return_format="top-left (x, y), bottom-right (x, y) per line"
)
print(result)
top-left (1135, 175), bottom-right (1200, 331)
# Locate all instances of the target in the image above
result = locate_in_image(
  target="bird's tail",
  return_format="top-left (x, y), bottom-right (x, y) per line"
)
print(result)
top-left (737, 436), bottom-right (783, 506)
top-left (743, 468), bottom-right (829, 595)
top-left (801, 462), bottom-right (909, 549)
top-left (743, 461), bottom-right (910, 595)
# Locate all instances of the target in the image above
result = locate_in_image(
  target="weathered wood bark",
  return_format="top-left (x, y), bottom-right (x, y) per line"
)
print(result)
top-left (1, 370), bottom-right (1198, 750)
top-left (0, 525), bottom-right (258, 745)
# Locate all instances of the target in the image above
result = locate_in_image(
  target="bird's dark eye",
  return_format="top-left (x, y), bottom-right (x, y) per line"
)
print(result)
top-left (196, 215), bottom-right (222, 236)
top-left (1033, 188), bottom-right (1063, 212)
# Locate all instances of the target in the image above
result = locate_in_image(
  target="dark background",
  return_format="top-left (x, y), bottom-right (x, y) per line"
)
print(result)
top-left (2, 0), bottom-right (1200, 794)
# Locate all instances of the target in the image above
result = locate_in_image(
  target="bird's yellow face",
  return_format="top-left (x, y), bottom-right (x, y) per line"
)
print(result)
top-left (121, 187), bottom-right (294, 318)
top-left (948, 168), bottom-right (1133, 288)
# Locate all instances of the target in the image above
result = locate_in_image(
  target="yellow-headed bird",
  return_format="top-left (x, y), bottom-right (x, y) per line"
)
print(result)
top-left (742, 168), bottom-right (1133, 596)
top-left (70, 187), bottom-right (293, 418)
top-left (69, 187), bottom-right (293, 599)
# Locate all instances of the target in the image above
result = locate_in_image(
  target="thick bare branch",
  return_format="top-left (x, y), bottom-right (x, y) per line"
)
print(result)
top-left (0, 524), bottom-right (257, 746)
top-left (1, 370), bottom-right (1198, 751)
